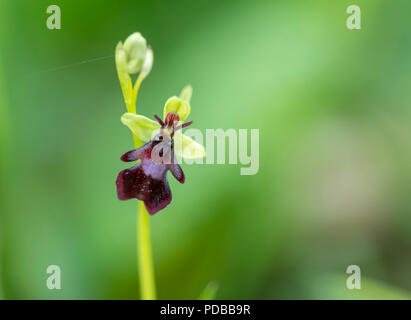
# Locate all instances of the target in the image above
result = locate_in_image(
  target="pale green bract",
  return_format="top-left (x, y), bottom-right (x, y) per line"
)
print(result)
top-left (139, 47), bottom-right (153, 80)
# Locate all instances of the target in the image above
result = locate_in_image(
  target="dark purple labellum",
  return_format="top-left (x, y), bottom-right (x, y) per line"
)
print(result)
top-left (116, 113), bottom-right (192, 215)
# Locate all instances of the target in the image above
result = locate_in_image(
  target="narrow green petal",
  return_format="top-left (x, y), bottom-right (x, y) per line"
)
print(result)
top-left (180, 84), bottom-right (192, 104)
top-left (163, 96), bottom-right (191, 122)
top-left (174, 131), bottom-right (206, 159)
top-left (121, 113), bottom-right (160, 142)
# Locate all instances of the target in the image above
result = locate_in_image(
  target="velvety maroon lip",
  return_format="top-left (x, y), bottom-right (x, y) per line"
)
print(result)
top-left (116, 113), bottom-right (191, 215)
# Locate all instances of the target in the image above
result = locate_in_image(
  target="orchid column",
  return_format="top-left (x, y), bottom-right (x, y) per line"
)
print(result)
top-left (115, 32), bottom-right (156, 300)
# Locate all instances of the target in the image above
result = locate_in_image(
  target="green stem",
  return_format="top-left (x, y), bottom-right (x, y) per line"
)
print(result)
top-left (137, 201), bottom-right (156, 300)
top-left (116, 53), bottom-right (157, 299)
top-left (132, 76), bottom-right (156, 300)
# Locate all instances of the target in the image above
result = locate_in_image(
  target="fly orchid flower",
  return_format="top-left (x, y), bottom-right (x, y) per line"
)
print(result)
top-left (116, 85), bottom-right (205, 215)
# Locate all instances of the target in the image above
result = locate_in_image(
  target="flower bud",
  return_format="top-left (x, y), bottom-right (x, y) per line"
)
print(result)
top-left (123, 32), bottom-right (147, 74)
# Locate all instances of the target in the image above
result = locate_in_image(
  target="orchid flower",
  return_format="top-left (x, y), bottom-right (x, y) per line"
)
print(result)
top-left (115, 32), bottom-right (211, 301)
top-left (116, 85), bottom-right (206, 214)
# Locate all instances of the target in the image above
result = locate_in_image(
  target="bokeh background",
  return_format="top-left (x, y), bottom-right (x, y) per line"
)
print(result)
top-left (1, 0), bottom-right (411, 299)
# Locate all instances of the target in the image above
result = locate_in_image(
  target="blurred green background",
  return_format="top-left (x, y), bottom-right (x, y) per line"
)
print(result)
top-left (1, 0), bottom-right (411, 299)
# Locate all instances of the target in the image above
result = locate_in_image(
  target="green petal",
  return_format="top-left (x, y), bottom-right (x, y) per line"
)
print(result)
top-left (179, 84), bottom-right (192, 104)
top-left (121, 113), bottom-right (160, 142)
top-left (174, 131), bottom-right (206, 159)
top-left (163, 96), bottom-right (191, 122)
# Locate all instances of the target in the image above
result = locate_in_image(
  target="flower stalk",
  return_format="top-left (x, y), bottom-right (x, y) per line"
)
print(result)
top-left (137, 201), bottom-right (156, 299)
top-left (115, 32), bottom-right (206, 299)
top-left (115, 32), bottom-right (156, 300)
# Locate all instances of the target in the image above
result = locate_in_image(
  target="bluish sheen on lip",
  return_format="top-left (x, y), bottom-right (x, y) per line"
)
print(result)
top-left (116, 139), bottom-right (185, 215)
